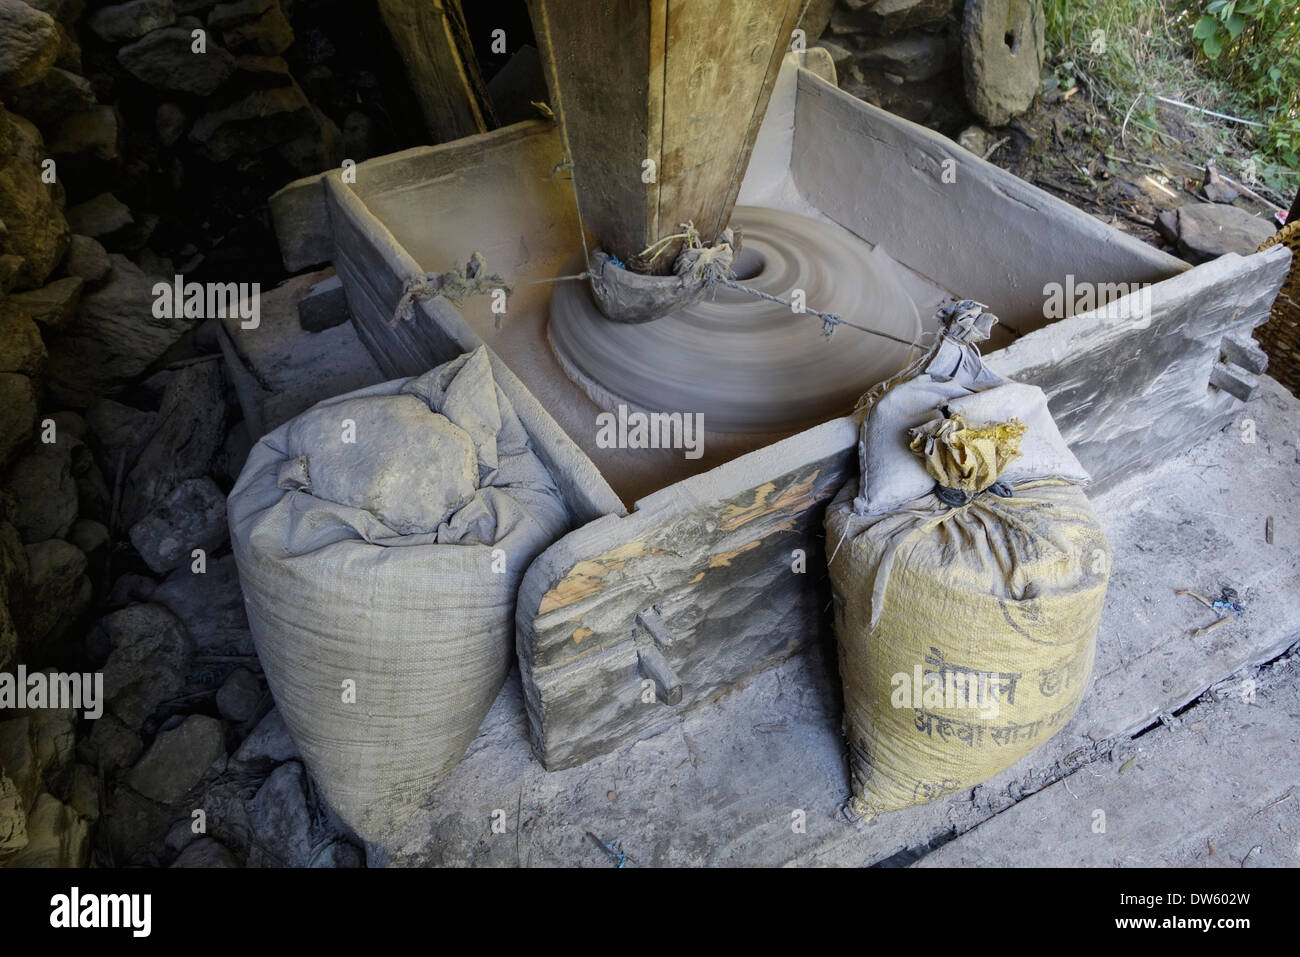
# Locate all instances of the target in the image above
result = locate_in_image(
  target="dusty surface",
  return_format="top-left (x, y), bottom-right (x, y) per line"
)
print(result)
top-left (367, 375), bottom-right (1300, 868)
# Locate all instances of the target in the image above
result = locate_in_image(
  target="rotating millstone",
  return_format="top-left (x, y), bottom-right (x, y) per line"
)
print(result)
top-left (548, 206), bottom-right (924, 434)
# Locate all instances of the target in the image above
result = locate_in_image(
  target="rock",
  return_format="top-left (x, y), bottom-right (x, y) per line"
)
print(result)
top-left (118, 26), bottom-right (236, 95)
top-left (278, 105), bottom-right (342, 176)
top-left (107, 572), bottom-right (156, 606)
top-left (958, 124), bottom-right (994, 156)
top-left (0, 522), bottom-right (27, 668)
top-left (65, 192), bottom-right (133, 240)
top-left (128, 476), bottom-right (228, 573)
top-left (50, 411), bottom-right (86, 441)
top-left (9, 67), bottom-right (95, 128)
top-left (233, 52), bottom-right (292, 89)
top-left (24, 706), bottom-right (76, 781)
top-left (216, 2), bottom-right (293, 56)
top-left (69, 518), bottom-right (109, 556)
top-left (207, 0), bottom-right (273, 29)
top-left (62, 235), bottom-right (111, 285)
top-left (1156, 203), bottom-right (1277, 264)
top-left (4, 442), bottom-right (78, 543)
top-left (215, 668), bottom-right (261, 722)
top-left (812, 39), bottom-right (855, 75)
top-left (120, 359), bottom-right (225, 525)
top-left (860, 33), bottom-right (953, 83)
top-left (862, 0), bottom-right (957, 35)
top-left (24, 0), bottom-right (84, 25)
top-left (0, 718), bottom-right (37, 810)
top-left (189, 83), bottom-right (316, 162)
top-left (0, 771), bottom-right (26, 853)
top-left (0, 107), bottom-right (70, 290)
top-left (22, 539), bottom-right (88, 643)
top-left (0, 374), bottom-right (37, 468)
top-left (85, 398), bottom-right (158, 478)
top-left (150, 553), bottom-right (252, 654)
top-left (232, 707), bottom-right (298, 770)
top-left (245, 760), bottom-right (313, 866)
top-left (962, 0), bottom-right (1046, 127)
top-left (77, 711), bottom-right (142, 774)
top-left (60, 762), bottom-right (100, 821)
top-left (1, 792), bottom-right (87, 865)
top-left (0, 0), bottom-right (60, 93)
top-left (311, 840), bottom-right (364, 868)
top-left (88, 0), bottom-right (177, 44)
top-left (8, 276), bottom-right (85, 328)
top-left (1202, 164), bottom-right (1240, 205)
top-left (155, 101), bottom-right (187, 146)
top-left (48, 105), bottom-right (120, 162)
top-left (296, 273), bottom-right (347, 332)
top-left (0, 302), bottom-right (47, 374)
top-left (127, 713), bottom-right (224, 804)
top-left (172, 836), bottom-right (240, 866)
top-left (98, 602), bottom-right (192, 729)
top-left (46, 255), bottom-right (191, 407)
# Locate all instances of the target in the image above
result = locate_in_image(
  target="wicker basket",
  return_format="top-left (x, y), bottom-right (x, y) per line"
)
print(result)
top-left (1257, 221), bottom-right (1300, 396)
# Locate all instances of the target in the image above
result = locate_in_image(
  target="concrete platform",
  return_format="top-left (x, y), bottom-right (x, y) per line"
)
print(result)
top-left (365, 375), bottom-right (1300, 867)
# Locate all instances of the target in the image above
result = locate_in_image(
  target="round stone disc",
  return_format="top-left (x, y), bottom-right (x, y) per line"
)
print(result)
top-left (548, 206), bottom-right (923, 434)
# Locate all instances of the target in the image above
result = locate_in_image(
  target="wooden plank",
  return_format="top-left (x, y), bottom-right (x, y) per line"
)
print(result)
top-left (527, 0), bottom-right (804, 272)
top-left (516, 416), bottom-right (857, 769)
top-left (988, 246), bottom-right (1291, 491)
top-left (790, 70), bottom-right (1187, 334)
top-left (375, 0), bottom-right (495, 143)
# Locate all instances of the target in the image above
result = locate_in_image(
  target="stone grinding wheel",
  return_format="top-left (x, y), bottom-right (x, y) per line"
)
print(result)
top-left (548, 206), bottom-right (923, 434)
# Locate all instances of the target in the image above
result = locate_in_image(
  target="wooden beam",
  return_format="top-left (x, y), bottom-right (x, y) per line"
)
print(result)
top-left (376, 0), bottom-right (497, 143)
top-left (527, 0), bottom-right (804, 273)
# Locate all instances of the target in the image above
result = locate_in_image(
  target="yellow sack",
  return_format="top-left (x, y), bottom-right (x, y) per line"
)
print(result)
top-left (827, 301), bottom-right (1109, 819)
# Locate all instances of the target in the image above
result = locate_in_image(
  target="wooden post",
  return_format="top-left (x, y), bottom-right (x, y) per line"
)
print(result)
top-left (376, 0), bottom-right (497, 143)
top-left (527, 0), bottom-right (806, 273)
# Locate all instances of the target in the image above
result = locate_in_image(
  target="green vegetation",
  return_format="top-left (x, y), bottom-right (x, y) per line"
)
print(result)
top-left (1041, 0), bottom-right (1299, 196)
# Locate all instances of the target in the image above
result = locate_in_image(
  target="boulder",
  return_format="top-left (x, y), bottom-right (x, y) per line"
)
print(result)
top-left (232, 707), bottom-right (297, 770)
top-left (171, 836), bottom-right (240, 866)
top-left (189, 82), bottom-right (316, 162)
top-left (117, 26), bottom-right (236, 95)
top-left (0, 718), bottom-right (37, 810)
top-left (77, 711), bottom-right (142, 775)
top-left (4, 442), bottom-right (78, 544)
top-left (207, 0), bottom-right (273, 29)
top-left (215, 668), bottom-right (261, 722)
top-left (245, 761), bottom-right (313, 866)
top-left (0, 302), bottom-right (47, 375)
top-left (107, 572), bottom-right (157, 606)
top-left (0, 792), bottom-right (87, 866)
top-left (48, 105), bottom-right (120, 163)
top-left (69, 518), bottom-right (109, 556)
top-left (1155, 202), bottom-right (1276, 264)
top-left (85, 398), bottom-right (158, 478)
top-left (0, 108), bottom-right (70, 290)
top-left (22, 538), bottom-right (88, 644)
top-left (120, 359), bottom-right (225, 525)
top-left (0, 521), bottom-right (27, 669)
top-left (0, 0), bottom-right (60, 93)
top-left (88, 0), bottom-right (178, 44)
top-left (7, 275), bottom-right (85, 328)
top-left (150, 553), bottom-right (252, 655)
top-left (0, 770), bottom-right (26, 853)
top-left (127, 713), bottom-right (224, 804)
top-left (24, 707), bottom-right (77, 781)
top-left (215, 3), bottom-right (293, 56)
top-left (0, 374), bottom-right (37, 470)
top-left (46, 255), bottom-right (191, 407)
top-left (62, 235), bottom-right (111, 285)
top-left (128, 476), bottom-right (228, 573)
top-left (9, 67), bottom-right (96, 129)
top-left (65, 192), bottom-right (133, 240)
top-left (962, 0), bottom-right (1045, 127)
top-left (862, 0), bottom-right (957, 35)
top-left (98, 602), bottom-right (192, 729)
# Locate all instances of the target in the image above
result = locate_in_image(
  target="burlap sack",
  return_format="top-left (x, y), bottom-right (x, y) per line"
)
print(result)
top-left (826, 302), bottom-right (1109, 818)
top-left (228, 348), bottom-right (569, 842)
